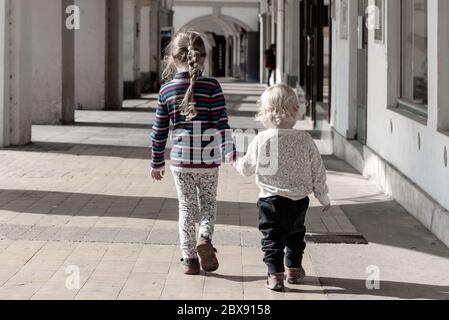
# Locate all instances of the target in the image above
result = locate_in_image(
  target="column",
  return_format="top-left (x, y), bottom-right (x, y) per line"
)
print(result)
top-left (435, 0), bottom-right (449, 130)
top-left (32, 0), bottom-right (75, 125)
top-left (276, 0), bottom-right (285, 84)
top-left (259, 12), bottom-right (267, 84)
top-left (0, 0), bottom-right (32, 147)
top-left (225, 39), bottom-right (230, 78)
top-left (149, 0), bottom-right (160, 91)
top-left (123, 0), bottom-right (142, 99)
top-left (31, 0), bottom-right (74, 125)
top-left (106, 0), bottom-right (124, 110)
top-left (235, 33), bottom-right (241, 78)
top-left (75, 0), bottom-right (108, 110)
top-left (140, 3), bottom-right (151, 92)
top-left (284, 0), bottom-right (300, 86)
top-left (271, 1), bottom-right (276, 45)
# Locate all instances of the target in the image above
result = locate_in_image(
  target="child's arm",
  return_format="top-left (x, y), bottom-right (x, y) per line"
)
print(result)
top-left (212, 81), bottom-right (237, 163)
top-left (234, 136), bottom-right (259, 177)
top-left (309, 138), bottom-right (331, 209)
top-left (151, 94), bottom-right (170, 179)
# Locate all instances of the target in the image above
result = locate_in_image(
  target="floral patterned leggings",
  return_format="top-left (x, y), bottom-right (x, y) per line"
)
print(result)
top-left (172, 170), bottom-right (219, 260)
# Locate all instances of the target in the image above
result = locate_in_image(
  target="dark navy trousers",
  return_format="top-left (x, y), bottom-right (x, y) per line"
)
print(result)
top-left (257, 196), bottom-right (310, 274)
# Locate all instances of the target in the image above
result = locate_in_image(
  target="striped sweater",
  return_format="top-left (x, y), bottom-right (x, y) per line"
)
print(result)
top-left (151, 72), bottom-right (236, 172)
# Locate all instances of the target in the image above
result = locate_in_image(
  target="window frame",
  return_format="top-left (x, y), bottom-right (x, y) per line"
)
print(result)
top-left (397, 0), bottom-right (429, 119)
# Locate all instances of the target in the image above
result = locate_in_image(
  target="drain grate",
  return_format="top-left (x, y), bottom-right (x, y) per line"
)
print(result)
top-left (306, 233), bottom-right (368, 245)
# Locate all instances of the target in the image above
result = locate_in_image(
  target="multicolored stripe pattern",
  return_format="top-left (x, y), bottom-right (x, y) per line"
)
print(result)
top-left (151, 72), bottom-right (236, 171)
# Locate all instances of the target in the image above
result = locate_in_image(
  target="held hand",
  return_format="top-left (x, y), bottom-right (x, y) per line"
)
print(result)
top-left (151, 169), bottom-right (165, 181)
top-left (322, 204), bottom-right (331, 213)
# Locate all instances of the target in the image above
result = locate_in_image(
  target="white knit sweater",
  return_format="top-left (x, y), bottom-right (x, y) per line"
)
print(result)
top-left (235, 129), bottom-right (331, 206)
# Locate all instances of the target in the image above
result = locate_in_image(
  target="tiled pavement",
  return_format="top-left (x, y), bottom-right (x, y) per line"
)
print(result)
top-left (0, 147), bottom-right (358, 300)
top-left (1, 81), bottom-right (448, 300)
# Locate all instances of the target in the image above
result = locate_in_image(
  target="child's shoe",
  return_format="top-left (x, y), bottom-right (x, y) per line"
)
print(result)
top-left (266, 273), bottom-right (285, 291)
top-left (286, 267), bottom-right (306, 284)
top-left (181, 258), bottom-right (200, 275)
top-left (196, 238), bottom-right (219, 272)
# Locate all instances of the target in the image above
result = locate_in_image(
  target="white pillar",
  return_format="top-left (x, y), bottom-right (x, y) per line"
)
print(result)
top-left (276, 0), bottom-right (285, 84)
top-left (140, 3), bottom-right (151, 92)
top-left (271, 1), bottom-right (276, 44)
top-left (225, 39), bottom-right (230, 78)
top-left (0, 0), bottom-right (32, 147)
top-left (259, 13), bottom-right (266, 84)
top-left (0, 0), bottom-right (9, 147)
top-left (434, 0), bottom-right (449, 130)
top-left (123, 0), bottom-right (142, 98)
top-left (236, 34), bottom-right (241, 78)
top-left (32, 0), bottom-right (75, 125)
top-left (75, 0), bottom-right (107, 110)
top-left (149, 0), bottom-right (159, 77)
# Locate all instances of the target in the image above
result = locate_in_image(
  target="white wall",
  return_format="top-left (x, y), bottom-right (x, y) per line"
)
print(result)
top-left (331, 0), bottom-right (449, 210)
top-left (74, 0), bottom-right (107, 110)
top-left (330, 0), bottom-right (358, 138)
top-left (365, 0), bottom-right (449, 210)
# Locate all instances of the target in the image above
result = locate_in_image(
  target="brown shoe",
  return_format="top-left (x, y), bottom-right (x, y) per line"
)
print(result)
top-left (196, 239), bottom-right (219, 272)
top-left (181, 258), bottom-right (200, 275)
top-left (266, 273), bottom-right (285, 292)
top-left (286, 267), bottom-right (306, 284)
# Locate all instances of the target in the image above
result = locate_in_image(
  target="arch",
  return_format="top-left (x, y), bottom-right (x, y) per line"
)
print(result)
top-left (178, 14), bottom-right (254, 35)
top-left (177, 14), bottom-right (253, 79)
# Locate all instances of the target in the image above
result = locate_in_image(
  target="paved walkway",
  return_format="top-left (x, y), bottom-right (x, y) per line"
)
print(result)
top-left (0, 81), bottom-right (449, 300)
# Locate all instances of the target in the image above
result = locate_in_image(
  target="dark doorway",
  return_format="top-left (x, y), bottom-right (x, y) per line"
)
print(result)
top-left (299, 0), bottom-right (331, 126)
top-left (246, 32), bottom-right (260, 82)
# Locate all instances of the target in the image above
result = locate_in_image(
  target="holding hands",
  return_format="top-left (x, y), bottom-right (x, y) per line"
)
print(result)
top-left (151, 168), bottom-right (165, 181)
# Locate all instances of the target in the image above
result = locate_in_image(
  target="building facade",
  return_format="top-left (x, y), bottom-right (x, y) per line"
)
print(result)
top-left (1, 0), bottom-right (448, 246)
top-left (329, 0), bottom-right (449, 247)
top-left (261, 0), bottom-right (449, 246)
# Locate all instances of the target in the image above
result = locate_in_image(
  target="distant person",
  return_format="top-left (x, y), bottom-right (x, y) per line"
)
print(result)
top-left (151, 31), bottom-right (236, 275)
top-left (233, 84), bottom-right (331, 292)
top-left (264, 44), bottom-right (276, 87)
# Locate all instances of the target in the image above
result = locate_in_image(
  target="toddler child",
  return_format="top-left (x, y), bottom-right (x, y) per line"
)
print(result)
top-left (234, 84), bottom-right (331, 291)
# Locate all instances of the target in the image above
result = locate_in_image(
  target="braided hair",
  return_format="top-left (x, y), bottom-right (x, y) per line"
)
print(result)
top-left (161, 31), bottom-right (207, 121)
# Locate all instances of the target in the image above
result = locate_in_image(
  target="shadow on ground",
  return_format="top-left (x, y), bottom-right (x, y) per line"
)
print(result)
top-left (286, 277), bottom-right (449, 300)
top-left (1, 187), bottom-right (449, 260)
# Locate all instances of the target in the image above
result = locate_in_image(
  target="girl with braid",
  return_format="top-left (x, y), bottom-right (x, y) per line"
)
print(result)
top-left (151, 31), bottom-right (236, 275)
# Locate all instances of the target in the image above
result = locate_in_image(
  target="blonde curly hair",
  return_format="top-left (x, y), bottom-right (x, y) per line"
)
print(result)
top-left (161, 31), bottom-right (207, 121)
top-left (256, 84), bottom-right (301, 128)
